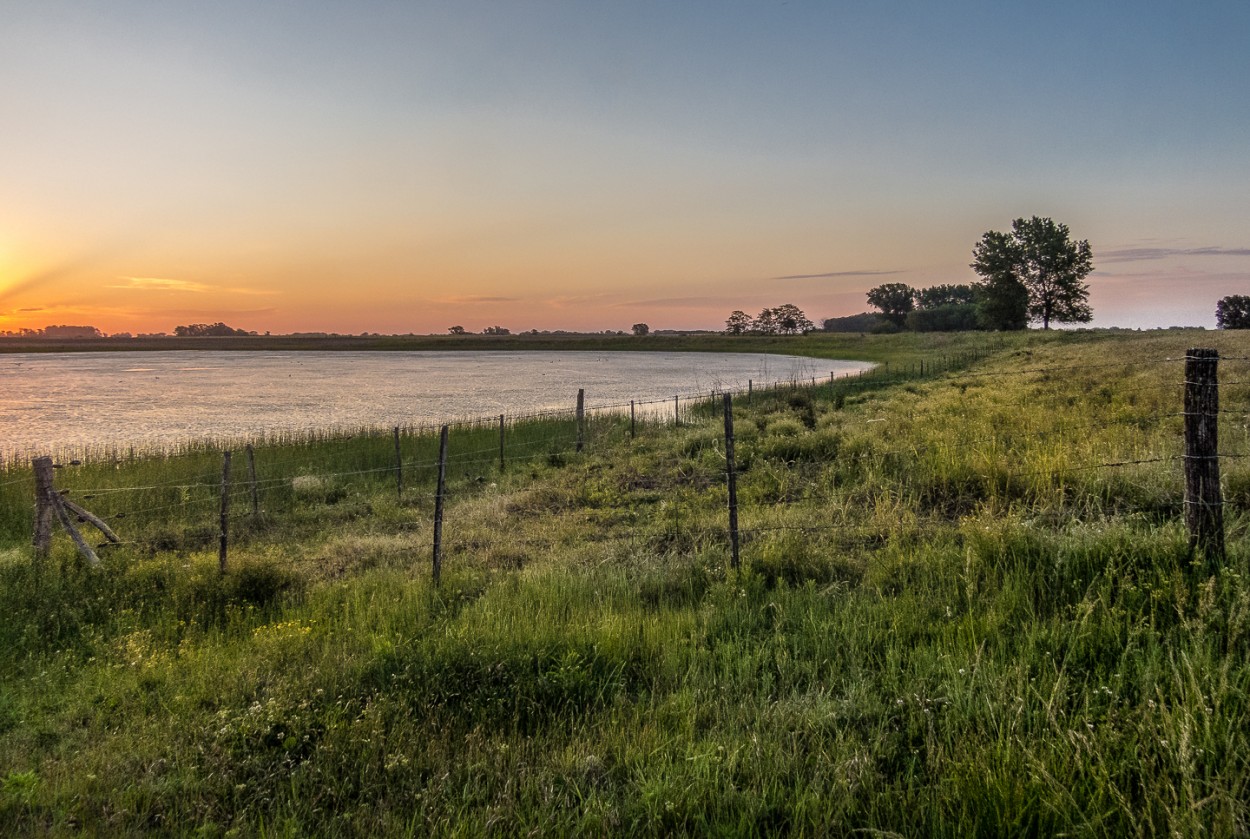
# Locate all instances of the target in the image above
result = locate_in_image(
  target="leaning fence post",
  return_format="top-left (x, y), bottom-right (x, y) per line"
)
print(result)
top-left (219, 450), bottom-right (231, 573)
top-left (1184, 348), bottom-right (1224, 566)
top-left (433, 425), bottom-right (449, 588)
top-left (33, 456), bottom-right (54, 560)
top-left (724, 393), bottom-right (740, 570)
top-left (576, 389), bottom-right (585, 453)
top-left (49, 493), bottom-right (100, 567)
top-left (246, 443), bottom-right (259, 518)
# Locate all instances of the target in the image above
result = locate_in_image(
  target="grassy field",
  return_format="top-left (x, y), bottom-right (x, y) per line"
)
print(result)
top-left (0, 328), bottom-right (1008, 364)
top-left (1, 328), bottom-right (1248, 836)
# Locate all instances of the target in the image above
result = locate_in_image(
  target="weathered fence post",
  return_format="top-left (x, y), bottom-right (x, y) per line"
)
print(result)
top-left (1184, 348), bottom-right (1224, 566)
top-left (393, 427), bottom-right (403, 500)
top-left (748, 379), bottom-right (753, 406)
top-left (630, 400), bottom-right (636, 439)
top-left (433, 425), bottom-right (449, 587)
top-left (61, 499), bottom-right (119, 546)
top-left (723, 394), bottom-right (740, 570)
top-left (246, 443), bottom-right (259, 518)
top-left (33, 456), bottom-right (114, 566)
top-left (219, 450), bottom-right (231, 573)
top-left (576, 389), bottom-right (585, 453)
top-left (499, 414), bottom-right (506, 471)
top-left (33, 456), bottom-right (54, 559)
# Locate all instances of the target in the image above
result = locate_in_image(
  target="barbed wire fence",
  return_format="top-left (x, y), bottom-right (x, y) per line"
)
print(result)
top-left (8, 346), bottom-right (1247, 586)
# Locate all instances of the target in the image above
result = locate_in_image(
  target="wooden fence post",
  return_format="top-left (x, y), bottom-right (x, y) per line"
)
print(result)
top-left (61, 499), bottom-right (120, 545)
top-left (32, 456), bottom-right (54, 560)
top-left (246, 443), bottom-right (259, 518)
top-left (576, 389), bottom-right (585, 453)
top-left (50, 493), bottom-right (100, 567)
top-left (674, 394), bottom-right (680, 426)
top-left (393, 427), bottom-right (403, 500)
top-left (499, 414), bottom-right (506, 471)
top-left (433, 425), bottom-right (449, 588)
top-left (630, 400), bottom-right (636, 439)
top-left (1184, 348), bottom-right (1224, 566)
top-left (723, 394), bottom-right (740, 570)
top-left (219, 450), bottom-right (231, 573)
top-left (748, 379), bottom-right (752, 406)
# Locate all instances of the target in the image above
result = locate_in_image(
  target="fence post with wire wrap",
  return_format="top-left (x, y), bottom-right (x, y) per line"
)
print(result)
top-left (433, 424), bottom-right (449, 588)
top-left (393, 427), bottom-right (403, 500)
top-left (32, 456), bottom-right (54, 560)
top-left (723, 393), bottom-right (740, 570)
top-left (576, 389), bottom-right (585, 453)
top-left (1184, 348), bottom-right (1224, 567)
top-left (219, 451), bottom-right (232, 573)
top-left (246, 443), bottom-right (260, 518)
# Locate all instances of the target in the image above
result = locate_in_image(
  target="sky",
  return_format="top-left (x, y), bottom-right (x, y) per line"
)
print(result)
top-left (2, 0), bottom-right (1248, 335)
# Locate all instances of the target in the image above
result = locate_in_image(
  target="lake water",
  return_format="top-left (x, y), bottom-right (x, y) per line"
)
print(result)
top-left (0, 351), bottom-right (871, 459)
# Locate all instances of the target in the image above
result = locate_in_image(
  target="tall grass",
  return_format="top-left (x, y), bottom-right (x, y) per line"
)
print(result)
top-left (1, 329), bottom-right (1248, 836)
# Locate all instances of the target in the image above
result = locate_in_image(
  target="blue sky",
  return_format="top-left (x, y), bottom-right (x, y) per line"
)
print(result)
top-left (2, 1), bottom-right (1248, 333)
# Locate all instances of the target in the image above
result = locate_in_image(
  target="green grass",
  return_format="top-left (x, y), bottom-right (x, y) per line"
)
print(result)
top-left (2, 329), bottom-right (1249, 836)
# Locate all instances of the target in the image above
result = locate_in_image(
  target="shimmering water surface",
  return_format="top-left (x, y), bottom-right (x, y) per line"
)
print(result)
top-left (1, 351), bottom-right (871, 458)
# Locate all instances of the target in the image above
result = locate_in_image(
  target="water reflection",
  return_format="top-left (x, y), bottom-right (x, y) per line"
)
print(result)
top-left (0, 350), bottom-right (871, 458)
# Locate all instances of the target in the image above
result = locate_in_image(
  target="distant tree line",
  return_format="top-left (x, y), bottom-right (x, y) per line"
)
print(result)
top-left (723, 304), bottom-right (814, 335)
top-left (173, 322), bottom-right (257, 337)
top-left (859, 216), bottom-right (1094, 333)
top-left (0, 325), bottom-right (106, 339)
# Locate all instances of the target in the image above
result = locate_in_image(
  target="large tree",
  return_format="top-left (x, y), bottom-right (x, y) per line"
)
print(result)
top-left (772, 303), bottom-right (814, 335)
top-left (971, 217), bottom-right (1093, 330)
top-left (916, 284), bottom-right (976, 308)
top-left (969, 230), bottom-right (1030, 330)
top-left (1217, 295), bottom-right (1250, 329)
top-left (724, 310), bottom-right (753, 335)
top-left (866, 283), bottom-right (915, 327)
top-left (752, 307), bottom-right (779, 335)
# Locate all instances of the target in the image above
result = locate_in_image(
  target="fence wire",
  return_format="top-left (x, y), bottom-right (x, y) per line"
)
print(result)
top-left (9, 348), bottom-right (1247, 578)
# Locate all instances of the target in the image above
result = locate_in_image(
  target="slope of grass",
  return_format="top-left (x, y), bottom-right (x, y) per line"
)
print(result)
top-left (1, 329), bottom-right (1248, 836)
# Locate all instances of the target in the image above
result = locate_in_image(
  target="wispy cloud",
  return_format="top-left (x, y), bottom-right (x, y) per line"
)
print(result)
top-left (110, 277), bottom-right (279, 295)
top-left (147, 306), bottom-right (278, 319)
top-left (111, 276), bottom-right (212, 293)
top-left (1100, 246), bottom-right (1250, 263)
top-left (437, 295), bottom-right (521, 304)
top-left (612, 296), bottom-right (726, 308)
top-left (774, 269), bottom-right (904, 280)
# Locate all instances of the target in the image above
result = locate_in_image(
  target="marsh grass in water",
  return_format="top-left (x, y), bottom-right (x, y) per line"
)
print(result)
top-left (1, 329), bottom-right (1249, 836)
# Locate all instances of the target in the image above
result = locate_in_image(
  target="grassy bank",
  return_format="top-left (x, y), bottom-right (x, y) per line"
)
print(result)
top-left (1, 327), bottom-right (1018, 363)
top-left (2, 329), bottom-right (1248, 836)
